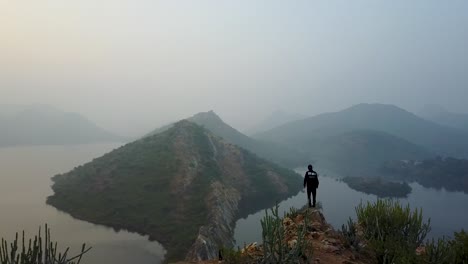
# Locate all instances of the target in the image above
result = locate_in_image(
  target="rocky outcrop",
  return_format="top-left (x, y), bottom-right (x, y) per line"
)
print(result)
top-left (225, 208), bottom-right (370, 264)
top-left (185, 181), bottom-right (241, 261)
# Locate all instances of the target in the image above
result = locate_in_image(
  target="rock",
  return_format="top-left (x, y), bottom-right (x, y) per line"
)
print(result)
top-left (311, 231), bottom-right (322, 239)
top-left (240, 242), bottom-right (263, 259)
top-left (322, 244), bottom-right (341, 253)
top-left (311, 221), bottom-right (324, 232)
top-left (185, 183), bottom-right (241, 261)
top-left (309, 210), bottom-right (326, 225)
top-left (283, 217), bottom-right (295, 227)
top-left (416, 246), bottom-right (426, 256)
top-left (288, 239), bottom-right (298, 248)
top-left (325, 238), bottom-right (340, 246)
top-left (294, 214), bottom-right (305, 224)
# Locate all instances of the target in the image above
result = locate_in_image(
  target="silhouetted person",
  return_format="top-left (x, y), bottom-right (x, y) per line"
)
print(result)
top-left (304, 164), bottom-right (319, 208)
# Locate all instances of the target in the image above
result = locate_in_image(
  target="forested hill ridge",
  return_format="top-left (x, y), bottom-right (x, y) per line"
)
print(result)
top-left (0, 105), bottom-right (124, 147)
top-left (418, 104), bottom-right (468, 132)
top-left (381, 157), bottom-right (468, 193)
top-left (245, 110), bottom-right (308, 135)
top-left (256, 103), bottom-right (468, 158)
top-left (254, 103), bottom-right (468, 176)
top-left (147, 110), bottom-right (309, 168)
top-left (305, 130), bottom-right (433, 176)
top-left (47, 120), bottom-right (302, 262)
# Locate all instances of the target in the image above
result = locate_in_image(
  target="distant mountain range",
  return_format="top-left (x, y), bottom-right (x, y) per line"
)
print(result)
top-left (246, 110), bottom-right (308, 135)
top-left (255, 103), bottom-right (468, 175)
top-left (0, 105), bottom-right (124, 147)
top-left (147, 111), bottom-right (309, 168)
top-left (418, 104), bottom-right (468, 132)
top-left (48, 120), bottom-right (302, 262)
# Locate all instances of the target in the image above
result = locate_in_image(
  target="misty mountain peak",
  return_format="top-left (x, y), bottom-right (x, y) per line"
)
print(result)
top-left (347, 103), bottom-right (407, 113)
top-left (188, 111), bottom-right (228, 131)
top-left (190, 110), bottom-right (223, 122)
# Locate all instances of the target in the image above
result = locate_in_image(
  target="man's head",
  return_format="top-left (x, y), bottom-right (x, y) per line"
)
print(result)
top-left (308, 164), bottom-right (313, 171)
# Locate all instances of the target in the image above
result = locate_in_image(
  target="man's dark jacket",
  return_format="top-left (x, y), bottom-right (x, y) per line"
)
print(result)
top-left (304, 170), bottom-right (319, 189)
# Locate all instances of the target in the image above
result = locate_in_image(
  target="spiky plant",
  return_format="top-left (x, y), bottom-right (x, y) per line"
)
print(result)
top-left (260, 205), bottom-right (311, 263)
top-left (0, 224), bottom-right (90, 264)
top-left (355, 199), bottom-right (431, 264)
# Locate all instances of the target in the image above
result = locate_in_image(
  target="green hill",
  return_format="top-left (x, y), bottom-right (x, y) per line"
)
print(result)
top-left (256, 103), bottom-right (468, 158)
top-left (381, 157), bottom-right (468, 193)
top-left (147, 111), bottom-right (309, 168)
top-left (246, 110), bottom-right (308, 135)
top-left (308, 130), bottom-right (433, 176)
top-left (418, 104), bottom-right (468, 132)
top-left (47, 120), bottom-right (302, 262)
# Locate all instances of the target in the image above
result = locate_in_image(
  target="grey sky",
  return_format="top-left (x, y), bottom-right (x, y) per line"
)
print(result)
top-left (1, 0), bottom-right (467, 136)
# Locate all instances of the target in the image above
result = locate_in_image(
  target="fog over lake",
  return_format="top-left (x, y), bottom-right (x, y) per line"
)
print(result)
top-left (0, 144), bottom-right (165, 264)
top-left (234, 172), bottom-right (468, 247)
top-left (2, 143), bottom-right (467, 263)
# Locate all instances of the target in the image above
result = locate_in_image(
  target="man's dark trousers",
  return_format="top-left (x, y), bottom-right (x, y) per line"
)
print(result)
top-left (307, 187), bottom-right (317, 207)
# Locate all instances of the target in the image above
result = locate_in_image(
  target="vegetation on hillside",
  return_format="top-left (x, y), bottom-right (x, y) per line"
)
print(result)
top-left (341, 177), bottom-right (412, 198)
top-left (47, 121), bottom-right (302, 262)
top-left (418, 105), bottom-right (468, 132)
top-left (146, 111), bottom-right (309, 168)
top-left (310, 130), bottom-right (432, 177)
top-left (221, 199), bottom-right (468, 264)
top-left (342, 200), bottom-right (468, 264)
top-left (220, 205), bottom-right (313, 264)
top-left (381, 157), bottom-right (468, 193)
top-left (256, 103), bottom-right (468, 158)
top-left (0, 225), bottom-right (90, 264)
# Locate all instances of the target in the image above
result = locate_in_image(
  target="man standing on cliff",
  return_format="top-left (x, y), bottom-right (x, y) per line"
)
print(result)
top-left (304, 164), bottom-right (319, 208)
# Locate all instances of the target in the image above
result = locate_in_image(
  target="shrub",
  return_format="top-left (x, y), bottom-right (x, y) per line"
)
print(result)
top-left (341, 217), bottom-right (362, 251)
top-left (355, 199), bottom-right (431, 264)
top-left (219, 247), bottom-right (248, 264)
top-left (260, 204), bottom-right (312, 263)
top-left (452, 230), bottom-right (468, 264)
top-left (0, 225), bottom-right (90, 264)
top-left (424, 237), bottom-right (455, 264)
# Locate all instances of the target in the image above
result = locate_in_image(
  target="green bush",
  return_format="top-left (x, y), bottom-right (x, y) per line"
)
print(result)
top-left (219, 247), bottom-right (247, 264)
top-left (355, 199), bottom-right (431, 264)
top-left (452, 230), bottom-right (468, 264)
top-left (424, 237), bottom-right (455, 264)
top-left (0, 225), bottom-right (90, 264)
top-left (341, 217), bottom-right (362, 251)
top-left (260, 205), bottom-right (311, 264)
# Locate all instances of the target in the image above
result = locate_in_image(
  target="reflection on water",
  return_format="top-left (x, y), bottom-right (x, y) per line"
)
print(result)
top-left (0, 144), bottom-right (165, 264)
top-left (234, 173), bottom-right (468, 247)
top-left (4, 145), bottom-right (467, 261)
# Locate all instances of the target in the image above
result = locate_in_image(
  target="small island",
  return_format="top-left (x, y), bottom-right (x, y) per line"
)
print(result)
top-left (342, 177), bottom-right (412, 198)
top-left (380, 157), bottom-right (468, 193)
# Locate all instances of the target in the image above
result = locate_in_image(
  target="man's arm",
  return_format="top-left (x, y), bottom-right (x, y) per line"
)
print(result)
top-left (304, 172), bottom-right (307, 188)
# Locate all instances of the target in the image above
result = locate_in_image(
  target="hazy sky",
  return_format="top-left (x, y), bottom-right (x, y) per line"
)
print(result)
top-left (1, 1), bottom-right (467, 136)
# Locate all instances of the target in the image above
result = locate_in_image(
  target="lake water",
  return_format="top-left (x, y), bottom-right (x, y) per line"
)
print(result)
top-left (234, 172), bottom-right (468, 247)
top-left (0, 144), bottom-right (165, 264)
top-left (2, 144), bottom-right (468, 263)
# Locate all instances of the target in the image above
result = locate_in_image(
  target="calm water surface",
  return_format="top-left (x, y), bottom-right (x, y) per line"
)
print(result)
top-left (3, 145), bottom-right (467, 262)
top-left (0, 144), bottom-right (165, 264)
top-left (234, 172), bottom-right (468, 247)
